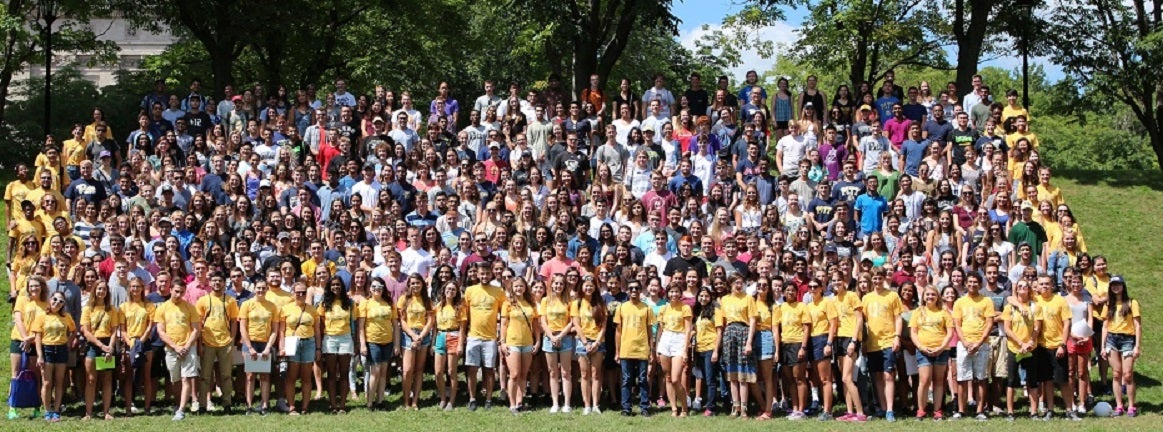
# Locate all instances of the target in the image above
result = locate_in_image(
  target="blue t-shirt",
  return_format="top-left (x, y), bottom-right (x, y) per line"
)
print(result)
top-left (923, 119), bottom-right (953, 146)
top-left (902, 103), bottom-right (927, 124)
top-left (875, 96), bottom-right (900, 125)
top-left (853, 193), bottom-right (889, 234)
top-left (899, 139), bottom-right (929, 177)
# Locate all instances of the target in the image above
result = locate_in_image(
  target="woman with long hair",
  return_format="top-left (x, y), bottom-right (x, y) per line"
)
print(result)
top-left (432, 280), bottom-right (465, 410)
top-left (805, 278), bottom-right (838, 420)
top-left (500, 277), bottom-right (540, 415)
top-left (655, 283), bottom-right (692, 416)
top-left (690, 286), bottom-right (722, 416)
top-left (238, 279), bottom-right (278, 415)
top-left (911, 285), bottom-right (953, 420)
top-left (317, 276), bottom-right (355, 414)
top-left (33, 290), bottom-right (75, 422)
top-left (118, 278), bottom-right (156, 415)
top-left (540, 274), bottom-right (574, 412)
top-left (280, 281), bottom-right (321, 416)
top-left (81, 281), bottom-right (121, 420)
top-left (718, 274), bottom-right (757, 418)
top-left (1062, 267), bottom-right (1093, 413)
top-left (359, 277), bottom-right (400, 410)
top-left (835, 273), bottom-right (867, 421)
top-left (396, 273), bottom-right (433, 410)
top-left (775, 280), bottom-right (810, 420)
top-left (571, 275), bottom-right (606, 414)
top-left (1001, 279), bottom-right (1042, 420)
top-left (8, 275), bottom-right (48, 419)
top-left (1101, 276), bottom-right (1141, 417)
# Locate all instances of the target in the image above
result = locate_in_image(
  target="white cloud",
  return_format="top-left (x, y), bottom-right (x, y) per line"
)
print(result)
top-left (678, 21), bottom-right (802, 83)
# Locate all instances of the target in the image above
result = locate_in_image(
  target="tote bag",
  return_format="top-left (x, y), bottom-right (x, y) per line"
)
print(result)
top-left (7, 353), bottom-right (41, 408)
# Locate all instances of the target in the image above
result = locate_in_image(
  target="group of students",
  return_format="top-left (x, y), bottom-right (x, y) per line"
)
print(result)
top-left (4, 69), bottom-right (1143, 423)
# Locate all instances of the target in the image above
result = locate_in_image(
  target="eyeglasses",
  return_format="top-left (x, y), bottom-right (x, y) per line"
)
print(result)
top-left (294, 291), bottom-right (308, 296)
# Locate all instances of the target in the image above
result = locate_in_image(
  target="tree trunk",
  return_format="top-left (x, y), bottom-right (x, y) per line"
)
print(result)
top-left (954, 0), bottom-right (992, 94)
top-left (208, 48), bottom-right (235, 101)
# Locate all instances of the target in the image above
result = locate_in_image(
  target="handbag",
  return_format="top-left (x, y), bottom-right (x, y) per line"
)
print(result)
top-left (7, 353), bottom-right (40, 408)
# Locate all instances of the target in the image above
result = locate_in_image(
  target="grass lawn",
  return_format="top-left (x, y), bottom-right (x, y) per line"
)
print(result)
top-left (1, 169), bottom-right (1161, 431)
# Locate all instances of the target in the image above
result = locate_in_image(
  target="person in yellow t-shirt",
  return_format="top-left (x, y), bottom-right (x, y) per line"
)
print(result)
top-left (194, 272), bottom-right (239, 411)
top-left (806, 280), bottom-right (838, 420)
top-left (279, 282), bottom-right (320, 415)
top-left (571, 277), bottom-right (607, 414)
top-left (10, 276), bottom-right (48, 372)
top-left (751, 279), bottom-right (777, 419)
top-left (316, 276), bottom-right (355, 414)
top-left (32, 292), bottom-right (76, 419)
top-left (655, 283), bottom-right (692, 416)
top-left (1033, 275), bottom-right (1074, 417)
top-left (500, 278), bottom-right (540, 414)
top-left (462, 268), bottom-right (507, 408)
top-left (690, 287), bottom-right (723, 415)
top-left (3, 164), bottom-right (34, 225)
top-left (833, 273), bottom-right (866, 420)
top-left (775, 282), bottom-right (811, 418)
top-left (60, 125), bottom-right (88, 181)
top-left (718, 275), bottom-right (756, 417)
top-left (1001, 280), bottom-right (1042, 417)
top-left (80, 281), bottom-right (123, 420)
top-left (613, 281), bottom-right (655, 415)
top-left (951, 273), bottom-right (996, 417)
top-left (396, 274), bottom-right (433, 411)
top-left (911, 285), bottom-right (954, 419)
top-left (539, 274), bottom-right (575, 412)
top-left (361, 278), bottom-right (401, 410)
top-left (155, 283), bottom-right (202, 419)
top-left (431, 280), bottom-right (465, 411)
top-left (860, 268), bottom-right (903, 419)
top-left (118, 278), bottom-right (156, 414)
top-left (239, 281), bottom-right (278, 414)
top-left (1099, 276), bottom-right (1141, 416)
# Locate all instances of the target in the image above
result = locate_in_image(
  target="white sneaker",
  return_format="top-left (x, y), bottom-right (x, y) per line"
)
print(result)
top-left (562, 405), bottom-right (571, 413)
top-left (550, 405), bottom-right (560, 413)
top-left (583, 407), bottom-right (591, 415)
top-left (206, 400), bottom-right (216, 412)
top-left (130, 405), bottom-right (141, 414)
top-left (692, 397), bottom-right (703, 410)
top-left (592, 407), bottom-right (601, 415)
top-left (190, 401), bottom-right (200, 412)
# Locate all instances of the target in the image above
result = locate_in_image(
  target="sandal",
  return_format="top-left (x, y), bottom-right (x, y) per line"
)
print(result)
top-left (104, 414), bottom-right (114, 420)
top-left (288, 408), bottom-right (300, 416)
top-left (757, 412), bottom-right (773, 421)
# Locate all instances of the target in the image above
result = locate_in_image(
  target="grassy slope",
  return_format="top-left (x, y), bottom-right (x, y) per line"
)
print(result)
top-left (1, 169), bottom-right (1160, 431)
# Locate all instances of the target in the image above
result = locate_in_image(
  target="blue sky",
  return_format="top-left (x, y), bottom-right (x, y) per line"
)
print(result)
top-left (671, 0), bottom-right (1063, 83)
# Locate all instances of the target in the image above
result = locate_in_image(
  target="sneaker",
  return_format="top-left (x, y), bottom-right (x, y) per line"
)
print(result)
top-left (657, 398), bottom-right (667, 408)
top-left (976, 412), bottom-right (989, 421)
top-left (51, 412), bottom-right (61, 422)
top-left (640, 408), bottom-right (652, 417)
top-left (851, 413), bottom-right (868, 422)
top-left (818, 412), bottom-right (833, 421)
top-left (1067, 410), bottom-right (1081, 421)
top-left (549, 405), bottom-right (559, 414)
top-left (276, 399), bottom-right (290, 413)
top-left (886, 411), bottom-right (896, 422)
top-left (692, 397), bottom-right (703, 411)
top-left (206, 401), bottom-right (216, 412)
top-left (190, 401), bottom-right (200, 413)
top-left (1128, 407), bottom-right (1138, 418)
top-left (561, 405), bottom-right (571, 413)
top-left (704, 409), bottom-right (713, 417)
top-left (130, 405), bottom-right (141, 415)
top-left (592, 407), bottom-right (601, 415)
top-left (1113, 407), bottom-right (1124, 417)
top-left (1044, 411), bottom-right (1054, 421)
top-left (836, 413), bottom-right (853, 421)
top-left (788, 411), bottom-right (805, 420)
top-left (259, 408), bottom-right (268, 416)
top-left (1006, 413), bottom-right (1014, 422)
top-left (172, 410), bottom-right (186, 421)
top-left (583, 407), bottom-right (591, 415)
top-left (9, 408), bottom-right (19, 420)
top-left (952, 412), bottom-right (963, 419)
top-left (933, 410), bottom-right (945, 421)
top-left (483, 400), bottom-right (493, 410)
top-left (621, 410), bottom-right (632, 417)
top-left (509, 407), bottom-right (520, 416)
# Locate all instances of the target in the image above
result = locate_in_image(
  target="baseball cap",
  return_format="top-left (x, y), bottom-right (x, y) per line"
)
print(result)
top-left (859, 104), bottom-right (873, 111)
top-left (804, 102), bottom-right (814, 109)
top-left (158, 217), bottom-right (172, 225)
top-left (277, 232), bottom-right (291, 241)
top-left (488, 141), bottom-right (500, 149)
top-left (642, 125), bottom-right (655, 133)
top-left (1110, 275), bottom-right (1126, 286)
top-left (824, 244), bottom-right (838, 254)
top-left (372, 116), bottom-right (385, 124)
top-left (231, 95), bottom-right (243, 102)
top-left (99, 150), bottom-right (111, 158)
top-left (1020, 201), bottom-right (1034, 211)
top-left (259, 179), bottom-right (272, 188)
top-left (160, 184), bottom-right (174, 193)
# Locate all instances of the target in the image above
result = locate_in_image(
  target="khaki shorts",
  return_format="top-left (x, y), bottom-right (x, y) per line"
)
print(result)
top-left (988, 335), bottom-right (1010, 379)
top-left (165, 347), bottom-right (200, 381)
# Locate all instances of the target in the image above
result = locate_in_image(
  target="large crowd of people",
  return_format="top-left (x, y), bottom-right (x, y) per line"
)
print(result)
top-left (3, 69), bottom-right (1142, 424)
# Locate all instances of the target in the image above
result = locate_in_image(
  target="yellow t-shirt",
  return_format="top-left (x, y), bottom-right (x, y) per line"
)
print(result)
top-left (10, 297), bottom-right (48, 341)
top-left (834, 291), bottom-right (863, 339)
top-left (281, 303), bottom-right (319, 339)
top-left (1036, 184), bottom-right (1063, 208)
top-left (396, 295), bottom-right (431, 330)
top-left (657, 303), bottom-right (692, 333)
top-left (317, 300), bottom-right (353, 336)
top-left (4, 180), bottom-right (34, 219)
top-left (861, 290), bottom-right (904, 351)
top-left (501, 300), bottom-right (539, 347)
top-left (807, 297), bottom-right (839, 337)
top-left (1036, 293), bottom-right (1071, 349)
top-left (614, 301), bottom-right (655, 360)
top-left (32, 313), bottom-right (76, 346)
top-left (434, 301), bottom-right (467, 332)
top-left (81, 305), bottom-right (123, 339)
top-left (154, 300), bottom-right (199, 346)
top-left (1001, 302), bottom-right (1040, 353)
top-left (910, 305), bottom-right (953, 352)
top-left (1084, 274), bottom-right (1109, 320)
top-left (62, 139), bottom-right (88, 166)
top-left (952, 293), bottom-right (998, 343)
top-left (464, 284), bottom-right (506, 340)
top-left (264, 288), bottom-right (294, 308)
top-left (196, 293), bottom-right (239, 348)
top-left (570, 299), bottom-right (603, 341)
top-left (718, 293), bottom-right (756, 325)
top-left (776, 301), bottom-right (811, 343)
top-left (1101, 300), bottom-right (1141, 335)
top-left (539, 296), bottom-right (572, 332)
top-left (694, 310), bottom-right (724, 352)
top-left (239, 297), bottom-right (279, 343)
top-left (120, 301), bottom-right (156, 340)
top-left (360, 297), bottom-right (397, 344)
top-left (1006, 130), bottom-right (1040, 150)
top-left (753, 302), bottom-right (773, 331)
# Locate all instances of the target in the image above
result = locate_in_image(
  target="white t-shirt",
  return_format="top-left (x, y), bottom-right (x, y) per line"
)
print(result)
top-left (776, 134), bottom-right (811, 175)
top-left (400, 247), bottom-right (433, 278)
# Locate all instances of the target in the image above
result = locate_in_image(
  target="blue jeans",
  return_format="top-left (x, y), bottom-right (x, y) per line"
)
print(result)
top-left (620, 359), bottom-right (650, 412)
top-left (694, 350), bottom-right (719, 410)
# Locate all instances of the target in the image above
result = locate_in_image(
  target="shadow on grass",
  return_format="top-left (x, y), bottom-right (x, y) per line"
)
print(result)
top-left (1057, 169), bottom-right (1163, 191)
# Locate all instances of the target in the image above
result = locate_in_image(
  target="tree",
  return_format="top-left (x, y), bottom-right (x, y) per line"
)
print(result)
top-left (1050, 0), bottom-right (1163, 168)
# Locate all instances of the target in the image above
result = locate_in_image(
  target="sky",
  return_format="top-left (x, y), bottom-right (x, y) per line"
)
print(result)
top-left (671, 0), bottom-right (1064, 84)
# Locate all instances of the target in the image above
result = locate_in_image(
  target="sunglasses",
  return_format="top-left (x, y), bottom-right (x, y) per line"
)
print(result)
top-left (294, 291), bottom-right (308, 296)
top-left (50, 297), bottom-right (63, 304)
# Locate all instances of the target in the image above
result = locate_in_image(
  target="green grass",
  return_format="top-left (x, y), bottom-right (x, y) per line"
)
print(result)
top-left (2, 169), bottom-right (1161, 431)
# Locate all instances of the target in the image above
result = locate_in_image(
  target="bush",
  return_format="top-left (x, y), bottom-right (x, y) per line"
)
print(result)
top-left (1037, 115), bottom-right (1159, 171)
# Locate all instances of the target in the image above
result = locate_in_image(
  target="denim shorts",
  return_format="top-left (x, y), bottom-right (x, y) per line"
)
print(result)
top-left (574, 339), bottom-right (606, 356)
top-left (508, 344), bottom-right (534, 354)
top-left (808, 334), bottom-right (830, 362)
top-left (434, 331), bottom-right (460, 355)
top-left (289, 338), bottom-right (316, 363)
top-left (323, 334), bottom-right (354, 355)
top-left (86, 337), bottom-right (112, 358)
top-left (916, 349), bottom-right (950, 367)
top-left (752, 330), bottom-right (775, 360)
top-left (542, 334), bottom-right (577, 353)
top-left (1107, 333), bottom-right (1136, 357)
top-left (402, 329), bottom-right (432, 350)
top-left (866, 348), bottom-right (896, 373)
top-left (43, 344), bottom-right (68, 364)
top-left (366, 342), bottom-right (393, 364)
